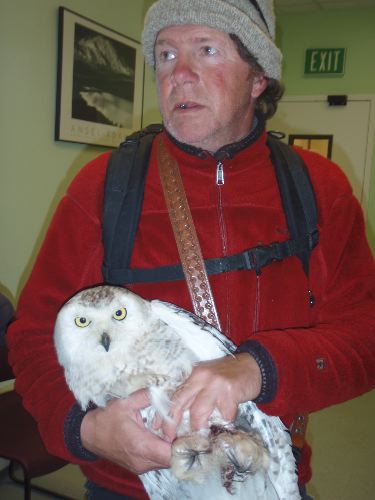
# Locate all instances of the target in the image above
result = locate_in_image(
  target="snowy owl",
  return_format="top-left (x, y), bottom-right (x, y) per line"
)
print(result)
top-left (54, 285), bottom-right (300, 500)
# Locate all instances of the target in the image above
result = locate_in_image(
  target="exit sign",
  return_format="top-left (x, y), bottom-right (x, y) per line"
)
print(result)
top-left (304, 48), bottom-right (346, 76)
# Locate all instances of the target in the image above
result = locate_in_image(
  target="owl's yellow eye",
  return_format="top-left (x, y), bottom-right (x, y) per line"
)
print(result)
top-left (74, 316), bottom-right (91, 328)
top-left (113, 307), bottom-right (127, 321)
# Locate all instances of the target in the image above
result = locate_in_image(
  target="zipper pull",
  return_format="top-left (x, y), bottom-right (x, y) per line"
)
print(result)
top-left (216, 161), bottom-right (224, 185)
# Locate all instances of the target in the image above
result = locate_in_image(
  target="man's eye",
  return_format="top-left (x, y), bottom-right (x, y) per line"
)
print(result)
top-left (201, 46), bottom-right (218, 56)
top-left (159, 50), bottom-right (176, 62)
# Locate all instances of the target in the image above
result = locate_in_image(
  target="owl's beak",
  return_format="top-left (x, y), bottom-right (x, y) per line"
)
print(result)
top-left (101, 332), bottom-right (111, 352)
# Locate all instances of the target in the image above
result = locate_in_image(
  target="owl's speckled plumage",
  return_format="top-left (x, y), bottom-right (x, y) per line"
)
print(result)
top-left (54, 285), bottom-right (300, 500)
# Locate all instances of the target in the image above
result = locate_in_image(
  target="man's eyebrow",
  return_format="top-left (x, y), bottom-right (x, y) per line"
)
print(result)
top-left (155, 38), bottom-right (169, 47)
top-left (155, 36), bottom-right (214, 46)
top-left (192, 37), bottom-right (214, 43)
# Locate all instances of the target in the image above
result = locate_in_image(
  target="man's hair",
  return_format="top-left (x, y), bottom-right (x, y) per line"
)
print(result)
top-left (230, 34), bottom-right (284, 120)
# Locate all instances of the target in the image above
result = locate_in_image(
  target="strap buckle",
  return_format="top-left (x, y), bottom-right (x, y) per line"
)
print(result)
top-left (244, 242), bottom-right (285, 275)
top-left (309, 229), bottom-right (319, 250)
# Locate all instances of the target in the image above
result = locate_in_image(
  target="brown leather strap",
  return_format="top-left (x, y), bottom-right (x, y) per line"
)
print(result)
top-left (157, 137), bottom-right (221, 330)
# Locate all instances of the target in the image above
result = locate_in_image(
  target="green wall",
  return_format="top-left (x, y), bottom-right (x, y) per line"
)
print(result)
top-left (276, 8), bottom-right (375, 95)
top-left (275, 7), bottom-right (375, 248)
top-left (274, 11), bottom-right (375, 498)
top-left (0, 0), bottom-right (152, 302)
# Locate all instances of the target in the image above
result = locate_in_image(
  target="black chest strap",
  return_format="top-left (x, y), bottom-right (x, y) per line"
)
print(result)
top-left (102, 127), bottom-right (319, 285)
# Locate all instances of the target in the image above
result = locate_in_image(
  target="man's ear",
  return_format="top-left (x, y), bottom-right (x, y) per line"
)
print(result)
top-left (251, 74), bottom-right (268, 98)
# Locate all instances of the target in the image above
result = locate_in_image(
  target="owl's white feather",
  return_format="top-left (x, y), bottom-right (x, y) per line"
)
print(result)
top-left (54, 285), bottom-right (300, 500)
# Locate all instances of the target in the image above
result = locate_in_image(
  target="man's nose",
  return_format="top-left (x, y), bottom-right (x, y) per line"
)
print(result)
top-left (171, 57), bottom-right (199, 85)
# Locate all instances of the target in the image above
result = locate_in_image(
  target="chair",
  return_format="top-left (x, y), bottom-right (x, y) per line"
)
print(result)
top-left (0, 297), bottom-right (71, 500)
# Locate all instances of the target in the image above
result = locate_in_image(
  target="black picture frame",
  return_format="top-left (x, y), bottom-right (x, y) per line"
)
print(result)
top-left (55, 7), bottom-right (144, 147)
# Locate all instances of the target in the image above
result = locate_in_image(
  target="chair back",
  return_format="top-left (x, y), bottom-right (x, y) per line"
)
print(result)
top-left (0, 344), bottom-right (14, 382)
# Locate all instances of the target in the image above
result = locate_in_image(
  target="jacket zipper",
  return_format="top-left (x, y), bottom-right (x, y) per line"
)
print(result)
top-left (215, 160), bottom-right (229, 331)
top-left (215, 161), bottom-right (226, 246)
top-left (215, 159), bottom-right (261, 334)
top-left (216, 161), bottom-right (224, 185)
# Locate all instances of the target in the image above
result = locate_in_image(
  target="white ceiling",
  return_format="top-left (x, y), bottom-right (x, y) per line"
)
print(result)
top-left (275, 0), bottom-right (375, 13)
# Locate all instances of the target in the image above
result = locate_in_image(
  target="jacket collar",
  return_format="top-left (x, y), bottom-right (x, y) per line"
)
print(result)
top-left (165, 115), bottom-right (265, 162)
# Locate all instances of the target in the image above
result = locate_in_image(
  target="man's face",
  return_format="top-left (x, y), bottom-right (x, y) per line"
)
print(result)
top-left (154, 24), bottom-right (267, 153)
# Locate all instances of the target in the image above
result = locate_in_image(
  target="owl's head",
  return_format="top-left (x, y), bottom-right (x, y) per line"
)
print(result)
top-left (53, 285), bottom-right (153, 407)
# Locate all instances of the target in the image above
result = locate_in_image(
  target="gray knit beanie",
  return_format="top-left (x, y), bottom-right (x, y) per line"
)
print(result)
top-left (142, 0), bottom-right (282, 80)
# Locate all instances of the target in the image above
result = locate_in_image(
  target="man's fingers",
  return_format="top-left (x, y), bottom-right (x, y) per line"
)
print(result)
top-left (126, 388), bottom-right (151, 409)
top-left (139, 431), bottom-right (172, 468)
top-left (81, 395), bottom-right (172, 474)
top-left (159, 389), bottom-right (191, 439)
top-left (159, 355), bottom-right (260, 438)
top-left (188, 389), bottom-right (219, 430)
top-left (168, 384), bottom-right (195, 420)
top-left (160, 417), bottom-right (178, 442)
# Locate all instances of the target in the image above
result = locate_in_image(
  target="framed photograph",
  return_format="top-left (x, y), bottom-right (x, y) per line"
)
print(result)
top-left (55, 7), bottom-right (144, 148)
top-left (289, 134), bottom-right (333, 159)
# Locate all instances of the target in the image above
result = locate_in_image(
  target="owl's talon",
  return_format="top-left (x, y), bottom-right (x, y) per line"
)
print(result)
top-left (171, 434), bottom-right (213, 482)
top-left (214, 428), bottom-right (269, 479)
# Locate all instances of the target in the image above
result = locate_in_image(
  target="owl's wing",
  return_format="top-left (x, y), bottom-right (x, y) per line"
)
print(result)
top-left (236, 401), bottom-right (300, 499)
top-left (150, 299), bottom-right (235, 361)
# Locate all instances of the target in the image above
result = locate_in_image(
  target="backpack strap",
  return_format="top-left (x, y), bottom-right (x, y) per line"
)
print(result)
top-left (102, 128), bottom-right (319, 285)
top-left (266, 135), bottom-right (319, 275)
top-left (102, 124), bottom-right (163, 284)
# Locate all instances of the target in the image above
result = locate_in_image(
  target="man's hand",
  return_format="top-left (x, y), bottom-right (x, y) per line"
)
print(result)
top-left (81, 389), bottom-right (171, 474)
top-left (162, 353), bottom-right (262, 440)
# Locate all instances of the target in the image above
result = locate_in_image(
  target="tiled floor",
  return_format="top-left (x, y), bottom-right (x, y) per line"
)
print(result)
top-left (0, 462), bottom-right (86, 500)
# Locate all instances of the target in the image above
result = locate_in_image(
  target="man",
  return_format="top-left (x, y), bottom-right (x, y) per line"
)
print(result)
top-left (7, 1), bottom-right (375, 499)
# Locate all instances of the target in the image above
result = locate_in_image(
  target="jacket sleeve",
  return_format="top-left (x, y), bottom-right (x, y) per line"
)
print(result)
top-left (7, 152), bottom-right (110, 462)
top-left (245, 153), bottom-right (375, 417)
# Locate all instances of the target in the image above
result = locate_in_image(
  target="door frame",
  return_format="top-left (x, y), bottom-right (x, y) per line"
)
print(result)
top-left (274, 94), bottom-right (375, 220)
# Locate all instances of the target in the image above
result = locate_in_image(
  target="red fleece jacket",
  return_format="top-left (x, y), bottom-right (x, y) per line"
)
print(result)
top-left (7, 130), bottom-right (375, 499)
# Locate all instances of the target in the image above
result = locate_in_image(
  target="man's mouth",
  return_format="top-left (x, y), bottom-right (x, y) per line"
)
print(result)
top-left (175, 101), bottom-right (201, 110)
